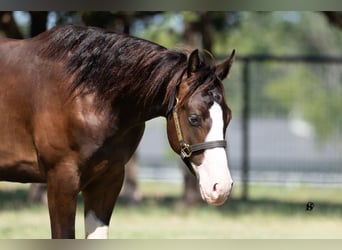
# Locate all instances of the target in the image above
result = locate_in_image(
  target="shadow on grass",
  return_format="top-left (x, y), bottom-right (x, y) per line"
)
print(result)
top-left (1, 188), bottom-right (341, 218)
top-left (0, 188), bottom-right (28, 209)
top-left (0, 188), bottom-right (83, 210)
top-left (117, 195), bottom-right (342, 217)
top-left (217, 197), bottom-right (342, 217)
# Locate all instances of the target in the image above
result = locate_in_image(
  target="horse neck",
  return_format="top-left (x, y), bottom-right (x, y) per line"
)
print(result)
top-left (124, 70), bottom-right (183, 123)
top-left (118, 62), bottom-right (186, 123)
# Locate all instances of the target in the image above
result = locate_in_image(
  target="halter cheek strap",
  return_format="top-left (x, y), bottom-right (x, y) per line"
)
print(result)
top-left (172, 103), bottom-right (227, 175)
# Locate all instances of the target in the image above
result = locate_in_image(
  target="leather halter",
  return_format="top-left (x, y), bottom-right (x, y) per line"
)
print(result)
top-left (172, 99), bottom-right (227, 175)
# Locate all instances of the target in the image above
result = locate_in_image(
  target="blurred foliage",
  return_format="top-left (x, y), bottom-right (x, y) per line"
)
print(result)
top-left (223, 12), bottom-right (341, 143)
top-left (132, 12), bottom-right (183, 48)
top-left (266, 64), bottom-right (342, 142)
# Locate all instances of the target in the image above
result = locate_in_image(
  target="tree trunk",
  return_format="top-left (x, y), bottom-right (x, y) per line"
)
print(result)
top-left (29, 11), bottom-right (48, 37)
top-left (0, 11), bottom-right (23, 39)
top-left (181, 162), bottom-right (202, 206)
top-left (199, 12), bottom-right (213, 51)
top-left (321, 12), bottom-right (342, 29)
top-left (27, 183), bottom-right (47, 204)
top-left (120, 154), bottom-right (142, 204)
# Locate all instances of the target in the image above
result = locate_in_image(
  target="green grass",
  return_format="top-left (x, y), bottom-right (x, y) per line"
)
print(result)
top-left (0, 182), bottom-right (342, 239)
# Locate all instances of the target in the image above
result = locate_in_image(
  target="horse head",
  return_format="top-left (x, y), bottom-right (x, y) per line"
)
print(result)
top-left (166, 49), bottom-right (235, 205)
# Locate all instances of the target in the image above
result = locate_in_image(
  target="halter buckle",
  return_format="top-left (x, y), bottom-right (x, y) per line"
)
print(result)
top-left (181, 143), bottom-right (192, 159)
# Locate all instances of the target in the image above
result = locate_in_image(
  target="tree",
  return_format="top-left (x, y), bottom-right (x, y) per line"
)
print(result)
top-left (0, 11), bottom-right (23, 38)
top-left (262, 12), bottom-right (342, 144)
top-left (322, 11), bottom-right (342, 29)
top-left (222, 12), bottom-right (342, 144)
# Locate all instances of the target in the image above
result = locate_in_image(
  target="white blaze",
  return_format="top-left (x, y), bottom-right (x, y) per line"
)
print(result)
top-left (193, 102), bottom-right (233, 205)
top-left (85, 210), bottom-right (109, 239)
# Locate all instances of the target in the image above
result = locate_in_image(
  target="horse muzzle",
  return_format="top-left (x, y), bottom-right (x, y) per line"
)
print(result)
top-left (199, 178), bottom-right (234, 205)
top-left (194, 147), bottom-right (234, 206)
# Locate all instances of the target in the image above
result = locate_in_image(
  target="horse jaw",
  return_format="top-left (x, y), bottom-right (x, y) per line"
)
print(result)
top-left (193, 102), bottom-right (233, 205)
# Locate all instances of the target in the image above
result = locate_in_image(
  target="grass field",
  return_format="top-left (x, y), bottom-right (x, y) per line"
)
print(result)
top-left (0, 181), bottom-right (341, 239)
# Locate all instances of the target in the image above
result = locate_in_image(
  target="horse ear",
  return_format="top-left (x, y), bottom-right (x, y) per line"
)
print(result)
top-left (187, 49), bottom-right (201, 77)
top-left (216, 49), bottom-right (236, 80)
top-left (199, 50), bottom-right (216, 70)
top-left (188, 49), bottom-right (216, 77)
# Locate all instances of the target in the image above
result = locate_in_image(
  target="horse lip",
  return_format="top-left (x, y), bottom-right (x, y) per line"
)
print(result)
top-left (199, 183), bottom-right (230, 206)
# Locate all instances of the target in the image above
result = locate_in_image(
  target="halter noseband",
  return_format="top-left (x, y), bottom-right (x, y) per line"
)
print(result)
top-left (172, 99), bottom-right (227, 175)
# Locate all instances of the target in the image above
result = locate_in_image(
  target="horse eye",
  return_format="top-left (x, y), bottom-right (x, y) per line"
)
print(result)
top-left (188, 114), bottom-right (201, 126)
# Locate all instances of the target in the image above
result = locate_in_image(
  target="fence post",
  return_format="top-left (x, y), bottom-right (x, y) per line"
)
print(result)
top-left (241, 58), bottom-right (250, 200)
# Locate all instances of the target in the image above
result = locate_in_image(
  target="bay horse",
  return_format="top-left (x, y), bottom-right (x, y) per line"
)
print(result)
top-left (0, 25), bottom-right (235, 238)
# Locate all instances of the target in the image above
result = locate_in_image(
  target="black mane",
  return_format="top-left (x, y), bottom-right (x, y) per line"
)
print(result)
top-left (36, 25), bottom-right (188, 109)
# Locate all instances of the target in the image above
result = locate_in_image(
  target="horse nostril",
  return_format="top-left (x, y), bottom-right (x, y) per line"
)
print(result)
top-left (213, 183), bottom-right (219, 192)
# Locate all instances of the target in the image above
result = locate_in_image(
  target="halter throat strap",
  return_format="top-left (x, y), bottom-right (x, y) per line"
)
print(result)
top-left (172, 103), bottom-right (227, 175)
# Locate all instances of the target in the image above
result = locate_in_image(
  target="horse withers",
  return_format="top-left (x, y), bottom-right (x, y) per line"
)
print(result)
top-left (0, 25), bottom-right (235, 238)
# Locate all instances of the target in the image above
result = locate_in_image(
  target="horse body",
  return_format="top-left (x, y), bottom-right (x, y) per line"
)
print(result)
top-left (0, 25), bottom-right (235, 238)
top-left (0, 38), bottom-right (47, 182)
top-left (0, 34), bottom-right (148, 238)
